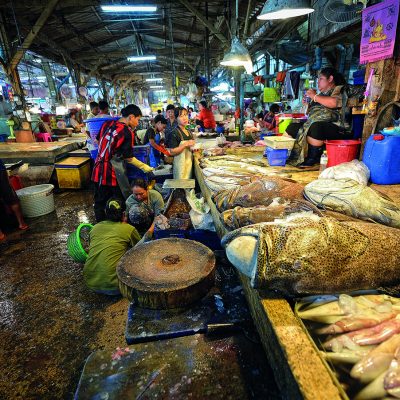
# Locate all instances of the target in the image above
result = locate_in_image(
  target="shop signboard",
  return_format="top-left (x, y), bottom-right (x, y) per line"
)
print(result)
top-left (360, 0), bottom-right (399, 64)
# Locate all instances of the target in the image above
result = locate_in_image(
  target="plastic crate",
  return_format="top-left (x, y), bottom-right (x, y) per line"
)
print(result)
top-left (186, 229), bottom-right (222, 251)
top-left (264, 147), bottom-right (288, 166)
top-left (126, 146), bottom-right (151, 181)
top-left (153, 227), bottom-right (186, 239)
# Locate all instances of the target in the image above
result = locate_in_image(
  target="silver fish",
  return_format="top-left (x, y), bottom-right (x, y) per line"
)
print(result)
top-left (304, 178), bottom-right (400, 228)
top-left (221, 214), bottom-right (400, 296)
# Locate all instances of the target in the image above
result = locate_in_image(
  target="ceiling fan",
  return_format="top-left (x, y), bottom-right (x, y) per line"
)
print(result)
top-left (323, 0), bottom-right (368, 24)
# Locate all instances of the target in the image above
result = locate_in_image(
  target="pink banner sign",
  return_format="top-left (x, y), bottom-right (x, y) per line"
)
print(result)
top-left (360, 0), bottom-right (399, 64)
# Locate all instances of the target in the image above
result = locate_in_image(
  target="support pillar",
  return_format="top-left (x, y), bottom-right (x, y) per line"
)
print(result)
top-left (361, 57), bottom-right (400, 152)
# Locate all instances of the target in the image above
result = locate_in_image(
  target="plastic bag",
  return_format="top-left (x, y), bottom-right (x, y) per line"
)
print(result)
top-left (319, 159), bottom-right (370, 186)
top-left (185, 189), bottom-right (210, 214)
top-left (189, 209), bottom-right (216, 231)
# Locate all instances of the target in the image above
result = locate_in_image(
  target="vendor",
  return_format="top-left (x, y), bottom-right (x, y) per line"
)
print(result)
top-left (285, 67), bottom-right (351, 166)
top-left (256, 104), bottom-right (280, 130)
top-left (143, 114), bottom-right (170, 167)
top-left (196, 101), bottom-right (216, 131)
top-left (92, 104), bottom-right (154, 222)
top-left (168, 107), bottom-right (195, 179)
top-left (87, 101), bottom-right (100, 118)
top-left (97, 100), bottom-right (110, 117)
top-left (126, 178), bottom-right (165, 235)
top-left (68, 110), bottom-right (84, 132)
top-left (83, 198), bottom-right (140, 295)
top-left (164, 104), bottom-right (177, 147)
top-left (0, 158), bottom-right (29, 241)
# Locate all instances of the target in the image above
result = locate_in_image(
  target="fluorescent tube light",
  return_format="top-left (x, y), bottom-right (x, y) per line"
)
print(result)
top-left (146, 78), bottom-right (163, 82)
top-left (150, 85), bottom-right (163, 89)
top-left (101, 5), bottom-right (157, 12)
top-left (127, 55), bottom-right (156, 62)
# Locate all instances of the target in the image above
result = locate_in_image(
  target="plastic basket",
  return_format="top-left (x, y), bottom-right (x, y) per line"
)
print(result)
top-left (264, 147), bottom-right (288, 166)
top-left (84, 117), bottom-right (118, 141)
top-left (169, 213), bottom-right (192, 230)
top-left (67, 223), bottom-right (93, 263)
top-left (16, 184), bottom-right (55, 217)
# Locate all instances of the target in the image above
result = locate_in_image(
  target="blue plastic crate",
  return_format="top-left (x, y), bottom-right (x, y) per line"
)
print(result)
top-left (264, 147), bottom-right (288, 166)
top-left (126, 146), bottom-right (151, 181)
top-left (187, 229), bottom-right (222, 251)
top-left (153, 227), bottom-right (186, 239)
top-left (0, 134), bottom-right (8, 142)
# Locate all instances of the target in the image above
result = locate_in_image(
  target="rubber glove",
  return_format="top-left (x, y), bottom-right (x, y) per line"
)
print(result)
top-left (127, 157), bottom-right (154, 173)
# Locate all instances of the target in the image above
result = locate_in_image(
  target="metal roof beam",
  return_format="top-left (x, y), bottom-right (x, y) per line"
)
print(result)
top-left (178, 0), bottom-right (228, 44)
top-left (8, 0), bottom-right (61, 71)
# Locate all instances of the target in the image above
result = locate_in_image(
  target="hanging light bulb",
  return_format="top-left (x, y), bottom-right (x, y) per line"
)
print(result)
top-left (258, 0), bottom-right (314, 20)
top-left (220, 36), bottom-right (253, 74)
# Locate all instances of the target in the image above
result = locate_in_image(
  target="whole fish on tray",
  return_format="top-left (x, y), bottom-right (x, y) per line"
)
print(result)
top-left (304, 178), bottom-right (400, 228)
top-left (221, 214), bottom-right (400, 296)
top-left (351, 334), bottom-right (400, 383)
top-left (213, 177), bottom-right (304, 212)
top-left (221, 199), bottom-right (321, 230)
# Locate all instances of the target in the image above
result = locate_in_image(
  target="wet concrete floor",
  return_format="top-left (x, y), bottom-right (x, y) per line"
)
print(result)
top-left (0, 190), bottom-right (280, 399)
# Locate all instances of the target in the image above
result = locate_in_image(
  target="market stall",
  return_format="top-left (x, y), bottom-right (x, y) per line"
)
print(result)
top-left (193, 142), bottom-right (400, 399)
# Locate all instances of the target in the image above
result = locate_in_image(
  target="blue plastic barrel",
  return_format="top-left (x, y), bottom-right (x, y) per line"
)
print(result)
top-left (362, 133), bottom-right (400, 184)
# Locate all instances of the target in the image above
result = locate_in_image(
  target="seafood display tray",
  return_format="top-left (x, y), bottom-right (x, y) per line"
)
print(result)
top-left (193, 152), bottom-right (344, 400)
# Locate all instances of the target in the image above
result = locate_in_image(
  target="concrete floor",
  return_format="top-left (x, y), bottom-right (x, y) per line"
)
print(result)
top-left (0, 190), bottom-right (130, 399)
top-left (0, 190), bottom-right (280, 400)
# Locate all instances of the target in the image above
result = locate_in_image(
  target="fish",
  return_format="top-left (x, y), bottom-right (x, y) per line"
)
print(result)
top-left (318, 312), bottom-right (397, 335)
top-left (221, 214), bottom-right (400, 296)
top-left (201, 155), bottom-right (268, 167)
top-left (321, 348), bottom-right (373, 365)
top-left (221, 199), bottom-right (322, 230)
top-left (213, 177), bottom-right (304, 212)
top-left (384, 356), bottom-right (400, 398)
top-left (354, 372), bottom-right (387, 400)
top-left (205, 175), bottom-right (251, 192)
top-left (323, 317), bottom-right (400, 350)
top-left (351, 335), bottom-right (400, 383)
top-left (299, 294), bottom-right (399, 323)
top-left (304, 178), bottom-right (400, 228)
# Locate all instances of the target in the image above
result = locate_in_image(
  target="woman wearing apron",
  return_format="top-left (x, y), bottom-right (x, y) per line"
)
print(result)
top-left (168, 107), bottom-right (195, 179)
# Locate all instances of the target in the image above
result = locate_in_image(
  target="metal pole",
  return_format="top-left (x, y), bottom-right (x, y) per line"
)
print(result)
top-left (168, 6), bottom-right (176, 99)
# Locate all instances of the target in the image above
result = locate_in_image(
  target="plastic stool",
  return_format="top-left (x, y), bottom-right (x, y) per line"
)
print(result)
top-left (35, 132), bottom-right (52, 142)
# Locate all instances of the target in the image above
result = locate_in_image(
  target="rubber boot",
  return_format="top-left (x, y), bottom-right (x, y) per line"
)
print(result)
top-left (300, 145), bottom-right (324, 167)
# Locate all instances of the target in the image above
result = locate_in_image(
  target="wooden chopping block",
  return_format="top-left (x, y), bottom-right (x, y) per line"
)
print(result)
top-left (117, 238), bottom-right (216, 309)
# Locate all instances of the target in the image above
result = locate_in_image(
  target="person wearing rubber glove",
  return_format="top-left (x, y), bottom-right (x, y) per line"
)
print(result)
top-left (92, 104), bottom-right (154, 222)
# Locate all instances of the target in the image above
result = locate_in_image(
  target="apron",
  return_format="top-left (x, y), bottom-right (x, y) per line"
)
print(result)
top-left (173, 127), bottom-right (193, 180)
top-left (148, 132), bottom-right (161, 168)
top-left (96, 122), bottom-right (133, 199)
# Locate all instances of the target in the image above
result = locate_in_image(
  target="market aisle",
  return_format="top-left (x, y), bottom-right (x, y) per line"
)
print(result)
top-left (0, 191), bottom-right (129, 399)
top-left (0, 190), bottom-right (281, 400)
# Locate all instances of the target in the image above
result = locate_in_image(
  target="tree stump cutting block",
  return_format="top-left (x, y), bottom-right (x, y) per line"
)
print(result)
top-left (117, 238), bottom-right (216, 309)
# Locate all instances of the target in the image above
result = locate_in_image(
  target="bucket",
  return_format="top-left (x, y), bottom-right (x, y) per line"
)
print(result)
top-left (15, 129), bottom-right (35, 143)
top-left (16, 184), bottom-right (55, 217)
top-left (84, 117), bottom-right (118, 141)
top-left (325, 140), bottom-right (361, 167)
